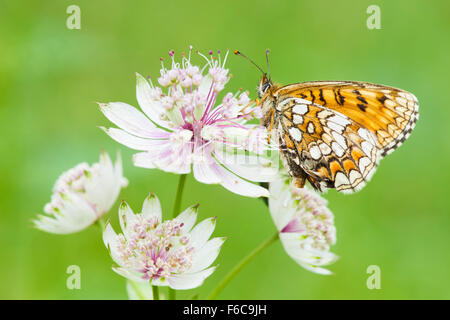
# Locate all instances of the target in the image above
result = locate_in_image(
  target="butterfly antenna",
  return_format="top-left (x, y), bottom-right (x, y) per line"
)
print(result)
top-left (234, 50), bottom-right (266, 76)
top-left (265, 49), bottom-right (271, 81)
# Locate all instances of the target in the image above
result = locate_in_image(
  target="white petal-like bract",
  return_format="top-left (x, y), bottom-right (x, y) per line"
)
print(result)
top-left (34, 151), bottom-right (126, 234)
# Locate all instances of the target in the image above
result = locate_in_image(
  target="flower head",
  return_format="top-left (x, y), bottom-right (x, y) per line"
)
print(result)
top-left (103, 193), bottom-right (224, 290)
top-left (34, 151), bottom-right (127, 234)
top-left (100, 47), bottom-right (278, 198)
top-left (269, 177), bottom-right (338, 274)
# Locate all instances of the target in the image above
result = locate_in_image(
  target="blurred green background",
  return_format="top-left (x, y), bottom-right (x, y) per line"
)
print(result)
top-left (1, 0), bottom-right (449, 300)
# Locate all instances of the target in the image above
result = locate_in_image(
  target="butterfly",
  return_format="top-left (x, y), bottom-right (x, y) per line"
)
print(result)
top-left (235, 50), bottom-right (419, 193)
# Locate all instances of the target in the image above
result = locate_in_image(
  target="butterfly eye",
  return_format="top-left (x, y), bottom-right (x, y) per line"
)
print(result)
top-left (259, 81), bottom-right (271, 98)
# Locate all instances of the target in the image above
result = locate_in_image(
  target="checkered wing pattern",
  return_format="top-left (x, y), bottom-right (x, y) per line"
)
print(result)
top-left (267, 81), bottom-right (419, 193)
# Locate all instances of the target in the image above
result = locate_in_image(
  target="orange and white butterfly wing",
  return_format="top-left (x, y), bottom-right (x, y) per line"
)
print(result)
top-left (276, 81), bottom-right (419, 156)
top-left (269, 81), bottom-right (419, 193)
top-left (276, 98), bottom-right (379, 193)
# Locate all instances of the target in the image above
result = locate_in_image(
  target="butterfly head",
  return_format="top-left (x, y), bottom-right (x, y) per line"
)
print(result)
top-left (234, 49), bottom-right (273, 98)
top-left (258, 73), bottom-right (273, 98)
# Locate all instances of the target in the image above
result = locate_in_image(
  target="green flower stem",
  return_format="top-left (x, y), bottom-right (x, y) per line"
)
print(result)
top-left (207, 232), bottom-right (279, 300)
top-left (172, 174), bottom-right (187, 218)
top-left (169, 174), bottom-right (187, 300)
top-left (152, 285), bottom-right (160, 300)
top-left (168, 289), bottom-right (176, 300)
top-left (96, 217), bottom-right (106, 232)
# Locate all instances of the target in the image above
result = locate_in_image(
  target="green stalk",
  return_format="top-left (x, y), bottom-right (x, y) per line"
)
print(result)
top-left (96, 217), bottom-right (106, 231)
top-left (172, 174), bottom-right (187, 218)
top-left (207, 232), bottom-right (279, 300)
top-left (152, 285), bottom-right (160, 300)
top-left (169, 174), bottom-right (188, 300)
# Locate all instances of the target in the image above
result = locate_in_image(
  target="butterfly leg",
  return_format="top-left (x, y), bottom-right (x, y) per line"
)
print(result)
top-left (263, 108), bottom-right (275, 144)
top-left (306, 175), bottom-right (323, 192)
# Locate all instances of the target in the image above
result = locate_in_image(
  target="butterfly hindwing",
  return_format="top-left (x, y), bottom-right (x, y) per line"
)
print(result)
top-left (276, 97), bottom-right (380, 193)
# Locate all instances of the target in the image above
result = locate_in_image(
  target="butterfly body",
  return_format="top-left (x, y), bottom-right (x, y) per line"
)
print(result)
top-left (257, 75), bottom-right (419, 193)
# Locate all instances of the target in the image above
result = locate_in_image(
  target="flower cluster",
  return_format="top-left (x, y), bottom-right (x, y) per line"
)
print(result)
top-left (269, 177), bottom-right (338, 274)
top-left (100, 48), bottom-right (278, 198)
top-left (35, 151), bottom-right (127, 234)
top-left (103, 193), bottom-right (224, 289)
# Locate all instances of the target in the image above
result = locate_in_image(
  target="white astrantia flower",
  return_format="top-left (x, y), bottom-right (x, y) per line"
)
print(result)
top-left (103, 193), bottom-right (224, 290)
top-left (99, 47), bottom-right (279, 198)
top-left (269, 177), bottom-right (338, 275)
top-left (34, 151), bottom-right (127, 234)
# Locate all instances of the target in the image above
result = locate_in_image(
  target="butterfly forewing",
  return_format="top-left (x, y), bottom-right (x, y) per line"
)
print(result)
top-left (264, 81), bottom-right (419, 193)
top-left (276, 81), bottom-right (419, 156)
